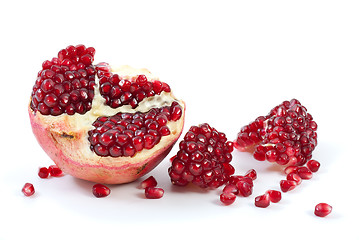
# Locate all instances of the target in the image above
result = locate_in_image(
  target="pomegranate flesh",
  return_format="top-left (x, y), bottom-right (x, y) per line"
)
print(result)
top-left (234, 99), bottom-right (317, 166)
top-left (29, 45), bottom-right (185, 184)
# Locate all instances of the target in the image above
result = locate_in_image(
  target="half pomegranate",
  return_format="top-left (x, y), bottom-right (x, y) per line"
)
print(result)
top-left (234, 99), bottom-right (317, 166)
top-left (28, 44), bottom-right (185, 184)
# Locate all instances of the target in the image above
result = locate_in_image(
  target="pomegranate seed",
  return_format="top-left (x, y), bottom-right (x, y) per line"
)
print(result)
top-left (49, 165), bottom-right (63, 177)
top-left (296, 166), bottom-right (313, 180)
top-left (92, 184), bottom-right (111, 198)
top-left (314, 203), bottom-right (332, 217)
top-left (168, 123), bottom-right (234, 188)
top-left (307, 159), bottom-right (320, 172)
top-left (255, 193), bottom-right (270, 208)
top-left (220, 192), bottom-right (236, 205)
top-left (284, 166), bottom-right (299, 175)
top-left (38, 167), bottom-right (49, 178)
top-left (236, 181), bottom-right (253, 197)
top-left (140, 176), bottom-right (157, 189)
top-left (280, 180), bottom-right (297, 192)
top-left (222, 184), bottom-right (239, 195)
top-left (286, 172), bottom-right (302, 185)
top-left (145, 187), bottom-right (164, 199)
top-left (235, 99), bottom-right (317, 166)
top-left (266, 190), bottom-right (282, 203)
top-left (22, 183), bottom-right (35, 196)
top-left (244, 169), bottom-right (257, 180)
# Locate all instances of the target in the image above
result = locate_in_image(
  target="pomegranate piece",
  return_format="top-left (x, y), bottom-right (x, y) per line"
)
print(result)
top-left (22, 183), bottom-right (35, 197)
top-left (145, 187), bottom-right (164, 199)
top-left (286, 172), bottom-right (302, 185)
top-left (280, 180), bottom-right (297, 192)
top-left (49, 165), bottom-right (63, 177)
top-left (28, 45), bottom-right (185, 184)
top-left (38, 167), bottom-right (49, 178)
top-left (234, 99), bottom-right (318, 166)
top-left (314, 203), bottom-right (332, 217)
top-left (140, 176), bottom-right (158, 189)
top-left (236, 181), bottom-right (253, 197)
top-left (284, 166), bottom-right (299, 175)
top-left (307, 159), bottom-right (320, 172)
top-left (296, 166), bottom-right (313, 180)
top-left (266, 190), bottom-right (282, 203)
top-left (168, 123), bottom-right (234, 188)
top-left (92, 184), bottom-right (111, 198)
top-left (255, 193), bottom-right (270, 208)
top-left (220, 192), bottom-right (236, 205)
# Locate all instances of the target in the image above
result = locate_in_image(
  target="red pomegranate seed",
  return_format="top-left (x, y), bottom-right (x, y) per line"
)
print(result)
top-left (296, 166), bottom-right (313, 180)
top-left (236, 181), bottom-right (253, 197)
top-left (49, 165), bottom-right (63, 177)
top-left (22, 183), bottom-right (35, 196)
top-left (220, 192), bottom-right (236, 205)
top-left (307, 159), bottom-right (320, 172)
top-left (266, 190), bottom-right (282, 203)
top-left (314, 203), bottom-right (332, 217)
top-left (168, 123), bottom-right (234, 188)
top-left (255, 193), bottom-right (270, 208)
top-left (140, 176), bottom-right (157, 189)
top-left (38, 167), bottom-right (49, 178)
top-left (286, 172), bottom-right (302, 185)
top-left (145, 187), bottom-right (164, 199)
top-left (92, 184), bottom-right (111, 198)
top-left (280, 180), bottom-right (297, 192)
top-left (222, 184), bottom-right (239, 195)
top-left (244, 169), bottom-right (257, 180)
top-left (284, 166), bottom-right (299, 175)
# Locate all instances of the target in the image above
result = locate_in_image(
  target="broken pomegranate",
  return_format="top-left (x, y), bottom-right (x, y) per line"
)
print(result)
top-left (168, 123), bottom-right (234, 188)
top-left (234, 99), bottom-right (317, 166)
top-left (28, 45), bottom-right (185, 184)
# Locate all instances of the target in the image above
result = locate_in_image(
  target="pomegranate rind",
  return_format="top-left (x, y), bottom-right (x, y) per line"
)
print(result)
top-left (29, 65), bottom-right (185, 184)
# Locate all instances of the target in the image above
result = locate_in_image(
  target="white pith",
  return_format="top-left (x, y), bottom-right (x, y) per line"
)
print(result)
top-left (33, 65), bottom-right (184, 166)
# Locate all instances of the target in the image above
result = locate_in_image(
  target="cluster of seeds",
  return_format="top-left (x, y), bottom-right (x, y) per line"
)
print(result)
top-left (88, 102), bottom-right (183, 157)
top-left (168, 123), bottom-right (234, 189)
top-left (96, 63), bottom-right (171, 109)
top-left (30, 45), bottom-right (96, 116)
top-left (235, 99), bottom-right (318, 166)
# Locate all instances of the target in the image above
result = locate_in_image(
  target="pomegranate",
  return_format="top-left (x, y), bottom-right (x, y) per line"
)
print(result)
top-left (234, 99), bottom-right (317, 166)
top-left (22, 183), bottom-right (35, 197)
top-left (28, 45), bottom-right (185, 184)
top-left (314, 203), bottom-right (332, 217)
top-left (168, 123), bottom-right (234, 188)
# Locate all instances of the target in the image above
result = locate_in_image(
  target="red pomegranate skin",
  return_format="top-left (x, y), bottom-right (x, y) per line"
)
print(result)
top-left (28, 103), bottom-right (185, 184)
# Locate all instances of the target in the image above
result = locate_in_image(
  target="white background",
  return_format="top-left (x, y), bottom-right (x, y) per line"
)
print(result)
top-left (1, 0), bottom-right (358, 239)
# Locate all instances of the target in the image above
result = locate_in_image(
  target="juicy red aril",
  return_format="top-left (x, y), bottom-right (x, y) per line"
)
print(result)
top-left (235, 99), bottom-right (318, 166)
top-left (145, 187), bottom-right (164, 199)
top-left (30, 45), bottom-right (96, 116)
top-left (96, 64), bottom-right (172, 109)
top-left (140, 176), bottom-right (158, 189)
top-left (38, 167), bottom-right (49, 178)
top-left (284, 166), bottom-right (299, 175)
top-left (92, 184), bottom-right (111, 198)
top-left (280, 180), bottom-right (297, 192)
top-left (236, 181), bottom-right (253, 197)
top-left (49, 165), bottom-right (63, 177)
top-left (307, 159), bottom-right (320, 172)
top-left (286, 172), bottom-right (302, 185)
top-left (266, 190), bottom-right (282, 203)
top-left (244, 169), bottom-right (257, 180)
top-left (88, 102), bottom-right (182, 157)
top-left (168, 123), bottom-right (234, 189)
top-left (296, 166), bottom-right (313, 179)
top-left (255, 193), bottom-right (270, 208)
top-left (22, 183), bottom-right (35, 196)
top-left (314, 203), bottom-right (332, 217)
top-left (222, 184), bottom-right (239, 195)
top-left (220, 192), bottom-right (236, 205)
